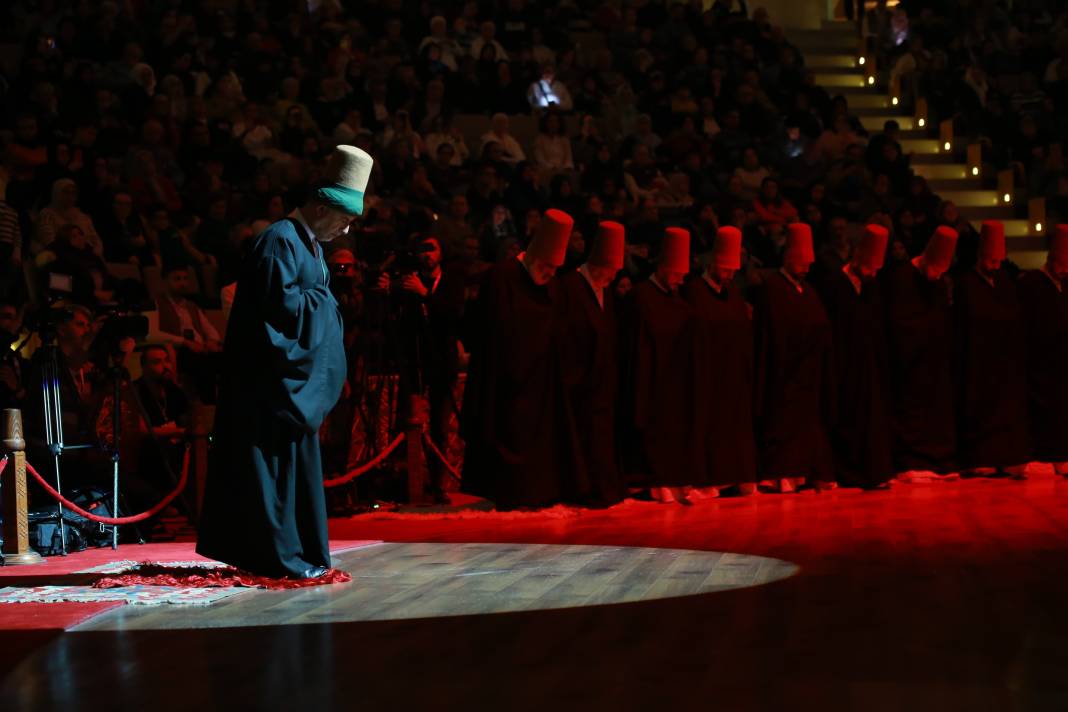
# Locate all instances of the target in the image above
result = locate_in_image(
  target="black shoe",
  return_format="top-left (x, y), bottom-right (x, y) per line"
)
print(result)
top-left (299, 566), bottom-right (329, 579)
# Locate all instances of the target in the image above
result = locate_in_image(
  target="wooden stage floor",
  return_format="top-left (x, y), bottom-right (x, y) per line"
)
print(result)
top-left (4, 469), bottom-right (1068, 710)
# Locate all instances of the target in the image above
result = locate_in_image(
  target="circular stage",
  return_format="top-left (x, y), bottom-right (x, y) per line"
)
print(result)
top-left (76, 542), bottom-right (798, 631)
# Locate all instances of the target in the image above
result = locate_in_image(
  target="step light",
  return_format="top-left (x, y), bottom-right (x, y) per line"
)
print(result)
top-left (943, 141), bottom-right (951, 151)
top-left (1002, 193), bottom-right (1011, 203)
top-left (971, 167), bottom-right (979, 176)
top-left (892, 97), bottom-right (899, 105)
top-left (858, 56), bottom-right (866, 66)
top-left (918, 118), bottom-right (926, 128)
top-left (867, 75), bottom-right (875, 85)
top-left (1036, 222), bottom-right (1043, 232)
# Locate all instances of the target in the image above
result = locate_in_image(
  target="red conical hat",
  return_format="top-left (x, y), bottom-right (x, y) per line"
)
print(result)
top-left (1051, 225), bottom-right (1068, 269)
top-left (527, 208), bottom-right (573, 267)
top-left (923, 226), bottom-right (958, 271)
top-left (858, 224), bottom-right (889, 271)
top-left (784, 223), bottom-right (815, 264)
top-left (979, 220), bottom-right (1006, 263)
top-left (713, 226), bottom-right (743, 270)
top-left (660, 227), bottom-right (690, 272)
top-left (588, 221), bottom-right (626, 270)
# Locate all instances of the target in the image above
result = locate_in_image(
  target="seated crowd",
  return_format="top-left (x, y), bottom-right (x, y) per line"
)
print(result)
top-left (0, 1), bottom-right (1066, 520)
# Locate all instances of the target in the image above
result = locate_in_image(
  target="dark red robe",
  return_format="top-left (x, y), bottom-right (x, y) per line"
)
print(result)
top-left (816, 269), bottom-right (894, 488)
top-left (619, 279), bottom-right (704, 487)
top-left (882, 261), bottom-right (957, 473)
top-left (752, 270), bottom-right (835, 481)
top-left (954, 269), bottom-right (1031, 469)
top-left (459, 258), bottom-right (565, 509)
top-left (557, 270), bottom-right (625, 506)
top-left (1017, 270), bottom-right (1068, 463)
top-left (683, 276), bottom-right (758, 487)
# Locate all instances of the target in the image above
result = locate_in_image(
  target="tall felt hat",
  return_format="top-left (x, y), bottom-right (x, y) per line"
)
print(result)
top-left (1051, 224), bottom-right (1068, 267)
top-left (784, 223), bottom-right (815, 264)
top-left (317, 145), bottom-right (374, 216)
top-left (659, 227), bottom-right (691, 272)
top-left (713, 226), bottom-right (743, 270)
top-left (858, 224), bottom-right (889, 270)
top-left (588, 221), bottom-right (626, 270)
top-left (979, 220), bottom-right (1006, 263)
top-left (924, 225), bottom-right (958, 271)
top-left (527, 208), bottom-right (573, 267)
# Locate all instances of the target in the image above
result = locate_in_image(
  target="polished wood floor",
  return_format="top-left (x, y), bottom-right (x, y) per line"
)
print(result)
top-left (77, 542), bottom-right (797, 629)
top-left (4, 470), bottom-right (1068, 711)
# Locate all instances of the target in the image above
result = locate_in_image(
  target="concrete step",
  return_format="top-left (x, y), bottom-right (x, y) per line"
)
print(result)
top-left (795, 27), bottom-right (857, 40)
top-left (814, 72), bottom-right (867, 88)
top-left (1009, 251), bottom-right (1047, 269)
top-left (909, 153), bottom-right (959, 164)
top-left (1002, 219), bottom-right (1032, 237)
top-left (957, 206), bottom-right (1016, 220)
top-left (937, 190), bottom-right (1003, 208)
top-left (811, 65), bottom-right (867, 75)
top-left (831, 84), bottom-right (881, 95)
top-left (1005, 236), bottom-right (1047, 250)
top-left (806, 54), bottom-right (859, 69)
top-left (859, 115), bottom-right (915, 131)
top-left (792, 33), bottom-right (856, 51)
top-left (900, 139), bottom-right (945, 154)
top-left (926, 178), bottom-right (985, 191)
top-left (912, 164), bottom-right (969, 180)
top-left (853, 106), bottom-right (903, 116)
top-left (842, 94), bottom-right (891, 109)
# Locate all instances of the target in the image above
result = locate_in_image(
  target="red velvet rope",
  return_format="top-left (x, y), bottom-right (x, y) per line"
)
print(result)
top-left (422, 431), bottom-right (462, 481)
top-left (322, 432), bottom-right (406, 487)
top-left (20, 447), bottom-right (191, 525)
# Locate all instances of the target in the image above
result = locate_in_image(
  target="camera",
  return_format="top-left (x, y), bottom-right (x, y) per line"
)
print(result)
top-left (383, 243), bottom-right (433, 279)
top-left (23, 273), bottom-right (77, 342)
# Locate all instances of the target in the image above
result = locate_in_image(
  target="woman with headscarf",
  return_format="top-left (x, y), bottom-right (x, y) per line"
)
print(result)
top-left (33, 178), bottom-right (103, 257)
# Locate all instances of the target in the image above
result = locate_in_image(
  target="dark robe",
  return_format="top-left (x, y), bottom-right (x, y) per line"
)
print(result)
top-left (954, 269), bottom-right (1031, 469)
top-left (557, 270), bottom-right (625, 507)
top-left (619, 279), bottom-right (704, 487)
top-left (197, 217), bottom-right (346, 578)
top-left (1017, 270), bottom-right (1068, 463)
top-left (816, 269), bottom-right (893, 487)
top-left (882, 261), bottom-right (957, 473)
top-left (753, 270), bottom-right (835, 481)
top-left (683, 276), bottom-right (758, 487)
top-left (460, 258), bottom-right (565, 509)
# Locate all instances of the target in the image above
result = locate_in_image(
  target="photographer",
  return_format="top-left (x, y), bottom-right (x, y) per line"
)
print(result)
top-left (376, 235), bottom-right (464, 502)
top-left (154, 264), bottom-right (223, 403)
top-left (96, 344), bottom-right (190, 524)
top-left (0, 299), bottom-right (27, 409)
top-left (23, 304), bottom-right (111, 487)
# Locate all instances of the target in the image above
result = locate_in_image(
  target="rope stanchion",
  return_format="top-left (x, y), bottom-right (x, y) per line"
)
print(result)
top-left (422, 432), bottom-right (463, 482)
top-left (23, 447), bottom-right (191, 526)
top-left (322, 433), bottom-right (406, 488)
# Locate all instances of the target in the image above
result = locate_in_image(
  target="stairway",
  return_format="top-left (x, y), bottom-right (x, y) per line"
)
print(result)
top-left (790, 21), bottom-right (1046, 268)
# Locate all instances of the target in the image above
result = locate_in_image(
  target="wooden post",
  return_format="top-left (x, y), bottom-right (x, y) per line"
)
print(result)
top-left (1029, 198), bottom-right (1047, 237)
top-left (967, 144), bottom-right (983, 179)
top-left (405, 395), bottom-right (430, 505)
top-left (939, 119), bottom-right (954, 153)
top-left (915, 98), bottom-right (929, 129)
top-left (997, 170), bottom-right (1014, 206)
top-left (1, 409), bottom-right (45, 565)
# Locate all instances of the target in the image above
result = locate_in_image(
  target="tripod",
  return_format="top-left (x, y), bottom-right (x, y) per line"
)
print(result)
top-left (36, 342), bottom-right (130, 555)
top-left (38, 341), bottom-right (77, 555)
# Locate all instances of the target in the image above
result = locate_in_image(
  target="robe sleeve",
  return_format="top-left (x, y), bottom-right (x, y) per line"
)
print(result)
top-left (751, 282), bottom-right (771, 424)
top-left (458, 267), bottom-right (501, 442)
top-left (251, 232), bottom-right (344, 431)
